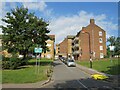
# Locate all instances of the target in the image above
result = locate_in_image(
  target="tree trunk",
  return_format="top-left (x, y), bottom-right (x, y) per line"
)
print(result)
top-left (23, 49), bottom-right (28, 60)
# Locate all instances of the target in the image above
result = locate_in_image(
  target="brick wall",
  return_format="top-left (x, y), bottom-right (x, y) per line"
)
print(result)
top-left (59, 38), bottom-right (68, 57)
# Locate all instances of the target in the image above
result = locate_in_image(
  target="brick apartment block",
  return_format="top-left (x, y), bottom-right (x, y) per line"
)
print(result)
top-left (56, 35), bottom-right (74, 58)
top-left (57, 19), bottom-right (106, 61)
top-left (42, 35), bottom-right (55, 59)
top-left (73, 19), bottom-right (106, 60)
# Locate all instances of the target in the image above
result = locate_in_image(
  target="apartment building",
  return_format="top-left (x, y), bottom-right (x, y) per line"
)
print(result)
top-left (41, 35), bottom-right (55, 59)
top-left (73, 19), bottom-right (106, 60)
top-left (56, 35), bottom-right (75, 58)
top-left (56, 44), bottom-right (60, 55)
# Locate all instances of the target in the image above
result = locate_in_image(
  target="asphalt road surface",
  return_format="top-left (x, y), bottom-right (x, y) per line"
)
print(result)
top-left (42, 60), bottom-right (116, 90)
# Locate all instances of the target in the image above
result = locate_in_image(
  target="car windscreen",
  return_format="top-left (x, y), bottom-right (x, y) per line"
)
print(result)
top-left (68, 60), bottom-right (74, 62)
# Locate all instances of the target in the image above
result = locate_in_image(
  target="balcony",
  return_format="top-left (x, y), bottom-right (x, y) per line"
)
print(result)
top-left (74, 44), bottom-right (79, 47)
top-left (74, 37), bottom-right (79, 41)
top-left (72, 44), bottom-right (79, 49)
top-left (73, 37), bottom-right (79, 42)
top-left (73, 51), bottom-right (79, 55)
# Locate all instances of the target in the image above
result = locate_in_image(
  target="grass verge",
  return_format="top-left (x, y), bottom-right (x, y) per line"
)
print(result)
top-left (76, 58), bottom-right (120, 75)
top-left (2, 58), bottom-right (53, 84)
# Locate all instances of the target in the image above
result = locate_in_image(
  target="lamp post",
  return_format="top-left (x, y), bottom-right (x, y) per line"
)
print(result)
top-left (82, 31), bottom-right (92, 68)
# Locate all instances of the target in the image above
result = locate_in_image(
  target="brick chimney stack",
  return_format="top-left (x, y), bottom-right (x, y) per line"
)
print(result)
top-left (82, 27), bottom-right (85, 30)
top-left (90, 19), bottom-right (95, 24)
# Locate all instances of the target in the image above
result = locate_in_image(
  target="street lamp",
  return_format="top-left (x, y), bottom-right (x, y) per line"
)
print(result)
top-left (82, 31), bottom-right (92, 68)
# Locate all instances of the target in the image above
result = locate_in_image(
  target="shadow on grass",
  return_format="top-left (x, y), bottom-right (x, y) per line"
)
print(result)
top-left (16, 65), bottom-right (33, 69)
top-left (101, 64), bottom-right (120, 75)
top-left (28, 59), bottom-right (53, 66)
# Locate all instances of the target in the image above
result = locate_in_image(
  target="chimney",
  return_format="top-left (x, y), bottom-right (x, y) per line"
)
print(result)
top-left (82, 27), bottom-right (85, 30)
top-left (90, 19), bottom-right (95, 24)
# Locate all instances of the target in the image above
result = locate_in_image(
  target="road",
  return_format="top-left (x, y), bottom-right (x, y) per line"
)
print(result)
top-left (42, 60), bottom-right (115, 89)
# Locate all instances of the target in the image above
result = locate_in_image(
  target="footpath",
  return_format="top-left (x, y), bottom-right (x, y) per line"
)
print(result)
top-left (2, 62), bottom-right (120, 89)
top-left (2, 80), bottom-right (49, 88)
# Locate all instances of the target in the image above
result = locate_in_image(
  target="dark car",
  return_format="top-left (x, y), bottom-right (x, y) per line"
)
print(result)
top-left (59, 57), bottom-right (65, 61)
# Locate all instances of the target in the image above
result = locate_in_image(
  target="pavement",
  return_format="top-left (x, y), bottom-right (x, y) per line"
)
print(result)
top-left (2, 80), bottom-right (48, 88)
top-left (2, 60), bottom-right (120, 89)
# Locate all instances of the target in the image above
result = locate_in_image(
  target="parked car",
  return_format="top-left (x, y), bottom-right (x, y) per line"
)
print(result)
top-left (63, 58), bottom-right (67, 64)
top-left (66, 59), bottom-right (76, 67)
top-left (59, 57), bottom-right (65, 61)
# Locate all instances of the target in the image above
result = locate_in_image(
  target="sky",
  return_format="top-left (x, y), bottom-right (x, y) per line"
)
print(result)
top-left (0, 1), bottom-right (118, 45)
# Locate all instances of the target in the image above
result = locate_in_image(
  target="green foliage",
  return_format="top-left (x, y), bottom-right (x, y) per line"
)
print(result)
top-left (2, 59), bottom-right (53, 83)
top-left (114, 37), bottom-right (120, 55)
top-left (105, 46), bottom-right (111, 58)
top-left (107, 36), bottom-right (116, 46)
top-left (2, 56), bottom-right (22, 70)
top-left (2, 60), bottom-right (10, 69)
top-left (1, 6), bottom-right (50, 60)
top-left (107, 36), bottom-right (120, 57)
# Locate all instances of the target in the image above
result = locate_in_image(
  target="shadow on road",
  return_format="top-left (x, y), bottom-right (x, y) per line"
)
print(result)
top-left (52, 61), bottom-right (63, 67)
top-left (52, 78), bottom-right (118, 90)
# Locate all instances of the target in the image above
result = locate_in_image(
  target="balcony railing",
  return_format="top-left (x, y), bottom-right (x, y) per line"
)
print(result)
top-left (73, 51), bottom-right (79, 55)
top-left (74, 44), bottom-right (79, 47)
top-left (73, 37), bottom-right (79, 42)
top-left (74, 37), bottom-right (79, 40)
top-left (72, 43), bottom-right (79, 49)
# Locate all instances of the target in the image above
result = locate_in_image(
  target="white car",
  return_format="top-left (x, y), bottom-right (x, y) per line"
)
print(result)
top-left (18, 55), bottom-right (23, 58)
top-left (66, 59), bottom-right (76, 67)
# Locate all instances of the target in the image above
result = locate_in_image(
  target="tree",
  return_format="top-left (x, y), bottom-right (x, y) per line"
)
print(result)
top-left (1, 6), bottom-right (50, 60)
top-left (107, 36), bottom-right (116, 46)
top-left (107, 36), bottom-right (120, 57)
top-left (114, 37), bottom-right (120, 56)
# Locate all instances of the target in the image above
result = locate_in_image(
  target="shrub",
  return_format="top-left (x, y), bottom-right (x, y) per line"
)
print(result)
top-left (2, 61), bottom-right (10, 69)
top-left (9, 57), bottom-right (22, 69)
top-left (2, 56), bottom-right (22, 70)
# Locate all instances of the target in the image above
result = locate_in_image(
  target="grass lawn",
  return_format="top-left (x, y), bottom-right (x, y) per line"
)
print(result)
top-left (0, 70), bottom-right (1, 83)
top-left (2, 58), bottom-right (53, 84)
top-left (76, 58), bottom-right (120, 75)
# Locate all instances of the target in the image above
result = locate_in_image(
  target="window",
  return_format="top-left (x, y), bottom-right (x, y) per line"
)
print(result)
top-left (99, 31), bottom-right (102, 36)
top-left (100, 53), bottom-right (104, 58)
top-left (100, 46), bottom-right (103, 50)
top-left (99, 38), bottom-right (103, 43)
top-left (58, 47), bottom-right (60, 50)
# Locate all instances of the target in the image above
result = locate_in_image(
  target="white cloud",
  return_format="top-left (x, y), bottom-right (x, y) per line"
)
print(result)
top-left (0, 1), bottom-right (52, 34)
top-left (1, 0), bottom-right (36, 2)
top-left (49, 10), bottom-right (117, 44)
top-left (22, 1), bottom-right (47, 12)
top-left (22, 1), bottom-right (53, 17)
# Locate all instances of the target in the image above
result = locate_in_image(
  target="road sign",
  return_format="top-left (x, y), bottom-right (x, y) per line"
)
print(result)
top-left (34, 48), bottom-right (42, 53)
